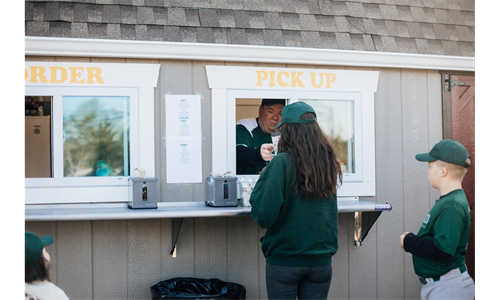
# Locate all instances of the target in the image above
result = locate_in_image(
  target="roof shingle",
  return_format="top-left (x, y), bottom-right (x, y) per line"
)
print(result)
top-left (24, 0), bottom-right (475, 57)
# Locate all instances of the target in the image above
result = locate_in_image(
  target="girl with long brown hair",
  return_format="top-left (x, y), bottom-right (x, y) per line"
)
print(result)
top-left (250, 101), bottom-right (342, 300)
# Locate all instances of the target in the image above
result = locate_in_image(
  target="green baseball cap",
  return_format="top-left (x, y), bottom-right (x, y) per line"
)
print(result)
top-left (25, 231), bottom-right (54, 268)
top-left (275, 101), bottom-right (316, 129)
top-left (415, 139), bottom-right (470, 168)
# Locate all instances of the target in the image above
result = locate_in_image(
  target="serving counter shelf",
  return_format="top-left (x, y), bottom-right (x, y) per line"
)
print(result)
top-left (25, 200), bottom-right (392, 251)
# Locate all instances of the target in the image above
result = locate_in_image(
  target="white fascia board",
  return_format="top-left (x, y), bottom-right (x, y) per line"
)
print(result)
top-left (25, 36), bottom-right (475, 72)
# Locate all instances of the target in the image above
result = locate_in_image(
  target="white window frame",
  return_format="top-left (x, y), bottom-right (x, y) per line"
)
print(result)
top-left (25, 86), bottom-right (139, 188)
top-left (207, 65), bottom-right (378, 197)
top-left (25, 62), bottom-right (159, 204)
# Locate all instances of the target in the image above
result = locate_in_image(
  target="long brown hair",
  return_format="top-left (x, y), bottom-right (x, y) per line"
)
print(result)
top-left (278, 112), bottom-right (342, 198)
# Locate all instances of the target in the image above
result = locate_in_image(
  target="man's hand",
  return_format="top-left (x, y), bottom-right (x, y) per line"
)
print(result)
top-left (400, 232), bottom-right (410, 251)
top-left (260, 144), bottom-right (275, 161)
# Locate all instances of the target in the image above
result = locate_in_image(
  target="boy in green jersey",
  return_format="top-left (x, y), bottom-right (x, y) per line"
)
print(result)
top-left (400, 139), bottom-right (475, 300)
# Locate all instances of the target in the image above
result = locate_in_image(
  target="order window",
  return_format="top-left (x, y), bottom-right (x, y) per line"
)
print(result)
top-left (25, 62), bottom-right (159, 204)
top-left (25, 87), bottom-right (141, 203)
top-left (25, 87), bottom-right (138, 184)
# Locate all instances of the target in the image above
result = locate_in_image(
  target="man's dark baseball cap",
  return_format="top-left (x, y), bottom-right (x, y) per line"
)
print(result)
top-left (261, 99), bottom-right (286, 106)
top-left (415, 139), bottom-right (470, 168)
top-left (275, 101), bottom-right (316, 129)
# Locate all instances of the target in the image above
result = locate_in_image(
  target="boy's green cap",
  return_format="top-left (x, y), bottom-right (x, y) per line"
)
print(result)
top-left (25, 231), bottom-right (54, 268)
top-left (415, 139), bottom-right (470, 168)
top-left (275, 101), bottom-right (316, 129)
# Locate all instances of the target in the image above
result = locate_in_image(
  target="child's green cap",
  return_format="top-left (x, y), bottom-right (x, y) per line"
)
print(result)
top-left (275, 101), bottom-right (316, 129)
top-left (415, 139), bottom-right (470, 168)
top-left (25, 231), bottom-right (54, 268)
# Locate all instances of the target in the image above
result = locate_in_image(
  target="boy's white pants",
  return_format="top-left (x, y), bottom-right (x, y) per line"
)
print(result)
top-left (420, 267), bottom-right (475, 300)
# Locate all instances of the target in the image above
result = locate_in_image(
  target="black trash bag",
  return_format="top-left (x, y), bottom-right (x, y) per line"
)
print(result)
top-left (151, 277), bottom-right (246, 300)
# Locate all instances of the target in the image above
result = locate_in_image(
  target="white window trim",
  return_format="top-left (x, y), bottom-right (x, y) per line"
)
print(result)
top-left (208, 65), bottom-right (378, 197)
top-left (25, 62), bottom-right (159, 204)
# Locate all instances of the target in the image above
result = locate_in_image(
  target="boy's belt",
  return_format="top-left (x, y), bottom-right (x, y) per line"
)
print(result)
top-left (419, 265), bottom-right (467, 285)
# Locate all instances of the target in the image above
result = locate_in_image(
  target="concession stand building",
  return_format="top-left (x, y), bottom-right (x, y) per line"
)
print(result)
top-left (24, 0), bottom-right (475, 299)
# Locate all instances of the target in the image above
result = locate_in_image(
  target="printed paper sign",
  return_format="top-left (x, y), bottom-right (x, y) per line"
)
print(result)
top-left (165, 95), bottom-right (202, 183)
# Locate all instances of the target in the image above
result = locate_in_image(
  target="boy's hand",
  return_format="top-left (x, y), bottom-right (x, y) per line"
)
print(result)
top-left (400, 232), bottom-right (410, 251)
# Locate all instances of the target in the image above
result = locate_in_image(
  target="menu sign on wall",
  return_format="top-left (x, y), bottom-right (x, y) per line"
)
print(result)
top-left (165, 95), bottom-right (202, 183)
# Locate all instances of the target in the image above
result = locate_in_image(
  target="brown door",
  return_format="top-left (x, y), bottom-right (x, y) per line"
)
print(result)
top-left (450, 75), bottom-right (475, 280)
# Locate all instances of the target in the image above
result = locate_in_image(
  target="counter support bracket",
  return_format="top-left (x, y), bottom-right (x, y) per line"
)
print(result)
top-left (170, 218), bottom-right (183, 257)
top-left (354, 211), bottom-right (383, 247)
top-left (171, 210), bottom-right (385, 253)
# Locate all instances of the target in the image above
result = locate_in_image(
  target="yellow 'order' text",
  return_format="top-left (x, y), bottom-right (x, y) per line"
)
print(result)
top-left (25, 66), bottom-right (105, 84)
top-left (256, 70), bottom-right (336, 88)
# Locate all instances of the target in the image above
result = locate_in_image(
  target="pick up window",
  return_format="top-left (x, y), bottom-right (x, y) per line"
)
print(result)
top-left (208, 66), bottom-right (378, 197)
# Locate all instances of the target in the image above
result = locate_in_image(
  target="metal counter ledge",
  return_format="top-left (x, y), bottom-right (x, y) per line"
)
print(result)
top-left (25, 200), bottom-right (392, 248)
top-left (25, 200), bottom-right (392, 222)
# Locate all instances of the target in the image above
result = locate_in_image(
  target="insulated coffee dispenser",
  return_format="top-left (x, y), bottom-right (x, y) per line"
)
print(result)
top-left (206, 176), bottom-right (238, 207)
top-left (128, 177), bottom-right (158, 209)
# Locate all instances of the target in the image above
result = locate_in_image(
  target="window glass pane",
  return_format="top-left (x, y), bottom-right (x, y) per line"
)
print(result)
top-left (25, 96), bottom-right (52, 178)
top-left (299, 99), bottom-right (355, 174)
top-left (63, 96), bottom-right (130, 177)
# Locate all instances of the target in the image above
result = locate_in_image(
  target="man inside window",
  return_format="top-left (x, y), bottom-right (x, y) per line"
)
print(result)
top-left (236, 99), bottom-right (286, 174)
